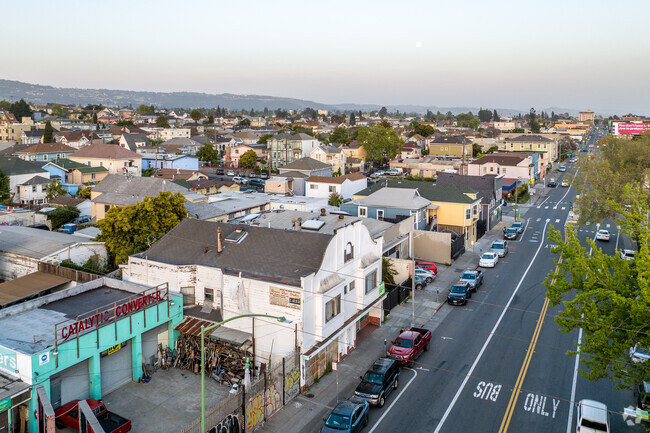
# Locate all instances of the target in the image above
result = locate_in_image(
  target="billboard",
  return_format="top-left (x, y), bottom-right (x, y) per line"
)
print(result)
top-left (616, 122), bottom-right (650, 135)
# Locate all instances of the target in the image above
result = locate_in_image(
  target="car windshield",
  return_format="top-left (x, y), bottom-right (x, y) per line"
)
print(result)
top-left (580, 419), bottom-right (607, 431)
top-left (461, 272), bottom-right (475, 279)
top-left (481, 253), bottom-right (493, 259)
top-left (325, 413), bottom-right (351, 429)
top-left (492, 243), bottom-right (504, 250)
top-left (512, 223), bottom-right (522, 228)
top-left (624, 251), bottom-right (635, 258)
top-left (393, 337), bottom-right (413, 348)
top-left (451, 285), bottom-right (466, 293)
top-left (362, 372), bottom-right (384, 385)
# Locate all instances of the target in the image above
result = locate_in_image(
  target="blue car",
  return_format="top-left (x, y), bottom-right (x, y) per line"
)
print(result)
top-left (320, 398), bottom-right (369, 433)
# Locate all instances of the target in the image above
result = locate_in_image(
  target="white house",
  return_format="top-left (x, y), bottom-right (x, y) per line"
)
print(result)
top-left (122, 219), bottom-right (385, 387)
top-left (0, 157), bottom-right (51, 204)
top-left (305, 173), bottom-right (368, 200)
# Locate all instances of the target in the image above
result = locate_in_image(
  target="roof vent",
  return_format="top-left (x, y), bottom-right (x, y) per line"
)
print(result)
top-left (225, 229), bottom-right (247, 243)
top-left (301, 219), bottom-right (325, 231)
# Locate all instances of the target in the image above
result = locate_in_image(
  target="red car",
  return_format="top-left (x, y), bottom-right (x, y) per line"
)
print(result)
top-left (416, 260), bottom-right (438, 275)
top-left (55, 399), bottom-right (131, 433)
top-left (387, 327), bottom-right (432, 367)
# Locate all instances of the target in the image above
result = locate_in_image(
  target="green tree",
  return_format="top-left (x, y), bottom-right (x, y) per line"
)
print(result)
top-left (45, 179), bottom-right (67, 200)
top-left (529, 108), bottom-right (541, 133)
top-left (328, 192), bottom-right (343, 207)
top-left (257, 134), bottom-right (274, 144)
top-left (43, 121), bottom-right (54, 143)
top-left (349, 113), bottom-right (356, 126)
top-left (487, 145), bottom-right (499, 154)
top-left (136, 104), bottom-right (154, 114)
top-left (117, 120), bottom-right (135, 127)
top-left (412, 123), bottom-right (435, 137)
top-left (559, 136), bottom-right (577, 159)
top-left (77, 187), bottom-right (92, 199)
top-left (142, 167), bottom-right (156, 177)
top-left (0, 169), bottom-right (9, 203)
top-left (329, 127), bottom-right (350, 144)
top-left (493, 110), bottom-right (500, 121)
top-left (472, 143), bottom-right (482, 157)
top-left (10, 99), bottom-right (32, 120)
top-left (382, 257), bottom-right (397, 285)
top-left (378, 106), bottom-right (388, 117)
top-left (190, 109), bottom-right (202, 123)
top-left (92, 113), bottom-right (98, 124)
top-left (196, 143), bottom-right (219, 166)
top-left (485, 127), bottom-right (501, 138)
top-left (456, 113), bottom-right (479, 130)
top-left (238, 118), bottom-right (251, 127)
top-left (239, 150), bottom-right (258, 168)
top-left (545, 184), bottom-right (650, 389)
top-left (478, 108), bottom-right (492, 122)
top-left (98, 191), bottom-right (187, 264)
top-left (0, 101), bottom-right (10, 111)
top-left (47, 206), bottom-right (80, 229)
top-left (356, 125), bottom-right (404, 164)
top-left (512, 127), bottom-right (525, 133)
top-left (51, 104), bottom-right (64, 116)
top-left (156, 115), bottom-right (170, 128)
top-left (205, 114), bottom-right (215, 124)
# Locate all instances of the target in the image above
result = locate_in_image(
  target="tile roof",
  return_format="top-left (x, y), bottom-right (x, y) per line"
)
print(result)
top-left (16, 142), bottom-right (76, 155)
top-left (71, 143), bottom-right (141, 159)
top-left (306, 173), bottom-right (366, 184)
top-left (137, 219), bottom-right (333, 285)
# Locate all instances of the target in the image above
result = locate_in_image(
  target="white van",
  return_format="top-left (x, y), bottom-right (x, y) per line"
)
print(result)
top-left (576, 399), bottom-right (609, 433)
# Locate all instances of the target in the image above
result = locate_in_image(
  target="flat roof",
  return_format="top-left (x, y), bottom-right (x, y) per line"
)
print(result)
top-left (0, 272), bottom-right (71, 308)
top-left (0, 373), bottom-right (30, 402)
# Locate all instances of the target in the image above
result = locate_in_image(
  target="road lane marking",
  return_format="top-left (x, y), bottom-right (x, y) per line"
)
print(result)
top-left (523, 393), bottom-right (561, 418)
top-left (615, 225), bottom-right (621, 251)
top-left (537, 196), bottom-right (550, 208)
top-left (565, 328), bottom-right (583, 433)
top-left (536, 218), bottom-right (541, 222)
top-left (432, 220), bottom-right (550, 433)
top-left (544, 206), bottom-right (549, 209)
top-left (555, 219), bottom-right (560, 223)
top-left (474, 381), bottom-right (502, 402)
top-left (368, 368), bottom-right (418, 433)
top-left (561, 207), bottom-right (566, 210)
top-left (606, 224), bottom-right (610, 228)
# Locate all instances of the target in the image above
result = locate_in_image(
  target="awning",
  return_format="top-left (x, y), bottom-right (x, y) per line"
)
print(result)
top-left (0, 272), bottom-right (71, 308)
top-left (209, 326), bottom-right (252, 347)
top-left (501, 178), bottom-right (517, 191)
top-left (173, 317), bottom-right (218, 336)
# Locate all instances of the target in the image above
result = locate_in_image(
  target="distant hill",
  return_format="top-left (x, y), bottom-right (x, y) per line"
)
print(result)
top-left (0, 78), bottom-right (599, 116)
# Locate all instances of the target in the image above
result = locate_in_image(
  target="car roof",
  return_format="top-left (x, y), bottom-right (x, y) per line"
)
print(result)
top-left (598, 229), bottom-right (609, 233)
top-left (492, 240), bottom-right (505, 245)
top-left (579, 399), bottom-right (608, 422)
top-left (333, 400), bottom-right (360, 414)
top-left (370, 357), bottom-right (394, 373)
top-left (453, 280), bottom-right (468, 286)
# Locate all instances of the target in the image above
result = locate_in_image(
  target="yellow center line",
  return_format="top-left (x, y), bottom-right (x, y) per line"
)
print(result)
top-left (498, 256), bottom-right (562, 433)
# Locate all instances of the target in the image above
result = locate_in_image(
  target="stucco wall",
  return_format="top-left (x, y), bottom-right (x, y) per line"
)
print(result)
top-left (413, 230), bottom-right (452, 264)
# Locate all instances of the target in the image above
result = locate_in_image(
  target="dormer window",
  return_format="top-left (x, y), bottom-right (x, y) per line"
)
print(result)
top-left (344, 242), bottom-right (354, 262)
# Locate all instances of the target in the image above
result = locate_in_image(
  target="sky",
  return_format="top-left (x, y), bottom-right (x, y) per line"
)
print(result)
top-left (2, 0), bottom-right (650, 114)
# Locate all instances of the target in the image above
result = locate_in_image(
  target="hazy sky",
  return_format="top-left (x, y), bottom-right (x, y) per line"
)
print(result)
top-left (2, 0), bottom-right (650, 113)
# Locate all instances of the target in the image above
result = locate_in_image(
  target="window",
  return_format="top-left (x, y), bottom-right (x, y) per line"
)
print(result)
top-left (43, 154), bottom-right (48, 161)
top-left (466, 208), bottom-right (471, 219)
top-left (502, 168), bottom-right (507, 173)
top-left (204, 288), bottom-right (214, 302)
top-left (359, 207), bottom-right (367, 217)
top-left (329, 186), bottom-right (336, 193)
top-left (32, 185), bottom-right (37, 192)
top-left (344, 284), bottom-right (348, 294)
top-left (510, 143), bottom-right (514, 149)
top-left (344, 242), bottom-right (354, 262)
top-left (377, 209), bottom-right (384, 220)
top-left (325, 295), bottom-right (341, 322)
top-left (310, 184), bottom-right (318, 189)
top-left (490, 166), bottom-right (494, 172)
top-left (473, 205), bottom-right (478, 215)
top-left (365, 270), bottom-right (377, 294)
top-left (349, 281), bottom-right (355, 292)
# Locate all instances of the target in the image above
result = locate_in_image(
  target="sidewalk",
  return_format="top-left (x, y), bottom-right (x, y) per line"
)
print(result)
top-left (260, 221), bottom-right (513, 433)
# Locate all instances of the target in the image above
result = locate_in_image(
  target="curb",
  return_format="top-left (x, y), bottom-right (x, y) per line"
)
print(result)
top-left (435, 303), bottom-right (443, 312)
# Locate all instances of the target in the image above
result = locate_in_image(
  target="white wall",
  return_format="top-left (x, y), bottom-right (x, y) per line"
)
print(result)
top-left (305, 182), bottom-right (338, 199)
top-left (340, 178), bottom-right (368, 199)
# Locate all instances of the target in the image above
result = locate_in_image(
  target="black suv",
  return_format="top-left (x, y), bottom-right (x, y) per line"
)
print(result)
top-left (447, 281), bottom-right (471, 306)
top-left (354, 358), bottom-right (400, 408)
top-left (635, 381), bottom-right (650, 412)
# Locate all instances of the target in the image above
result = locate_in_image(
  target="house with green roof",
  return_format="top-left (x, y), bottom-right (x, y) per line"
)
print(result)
top-left (353, 179), bottom-right (482, 245)
top-left (70, 165), bottom-right (109, 185)
top-left (42, 158), bottom-right (87, 183)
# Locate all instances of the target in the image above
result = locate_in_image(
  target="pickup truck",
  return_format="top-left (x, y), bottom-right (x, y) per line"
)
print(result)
top-left (55, 399), bottom-right (132, 433)
top-left (387, 327), bottom-right (431, 367)
top-left (459, 269), bottom-right (483, 292)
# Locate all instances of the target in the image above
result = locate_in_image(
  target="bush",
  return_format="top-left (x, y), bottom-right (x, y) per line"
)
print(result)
top-left (60, 255), bottom-right (113, 275)
top-left (46, 206), bottom-right (79, 229)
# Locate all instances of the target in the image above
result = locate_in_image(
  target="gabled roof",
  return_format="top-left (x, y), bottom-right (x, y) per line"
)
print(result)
top-left (75, 166), bottom-right (108, 174)
top-left (355, 180), bottom-right (478, 204)
top-left (316, 145), bottom-right (342, 155)
top-left (436, 172), bottom-right (502, 204)
top-left (279, 157), bottom-right (330, 171)
top-left (508, 134), bottom-right (554, 143)
top-left (92, 174), bottom-right (188, 206)
top-left (16, 142), bottom-right (76, 155)
top-left (48, 158), bottom-right (87, 170)
top-left (188, 179), bottom-right (236, 190)
top-left (70, 143), bottom-right (141, 160)
top-left (355, 187), bottom-right (430, 209)
top-left (469, 152), bottom-right (530, 166)
top-left (306, 173), bottom-right (366, 184)
top-left (430, 135), bottom-right (472, 145)
top-left (0, 157), bottom-right (49, 177)
top-left (137, 219), bottom-right (333, 285)
top-left (20, 175), bottom-right (50, 186)
top-left (162, 137), bottom-right (201, 147)
top-left (121, 133), bottom-right (151, 151)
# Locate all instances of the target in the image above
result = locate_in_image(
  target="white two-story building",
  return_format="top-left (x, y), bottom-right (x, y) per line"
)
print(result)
top-left (122, 218), bottom-right (384, 388)
top-left (305, 173), bottom-right (368, 200)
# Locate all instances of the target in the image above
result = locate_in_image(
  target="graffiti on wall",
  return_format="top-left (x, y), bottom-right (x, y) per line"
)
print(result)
top-left (283, 368), bottom-right (300, 401)
top-left (209, 414), bottom-right (241, 433)
top-left (245, 384), bottom-right (281, 431)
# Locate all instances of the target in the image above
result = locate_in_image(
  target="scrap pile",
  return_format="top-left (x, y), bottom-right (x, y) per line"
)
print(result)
top-left (157, 335), bottom-right (253, 386)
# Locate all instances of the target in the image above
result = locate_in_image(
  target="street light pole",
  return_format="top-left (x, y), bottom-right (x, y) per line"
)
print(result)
top-left (200, 314), bottom-right (292, 433)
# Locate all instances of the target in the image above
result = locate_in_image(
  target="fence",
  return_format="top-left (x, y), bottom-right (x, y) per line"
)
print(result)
top-left (179, 352), bottom-right (301, 433)
top-left (38, 262), bottom-right (102, 283)
top-left (382, 283), bottom-right (411, 312)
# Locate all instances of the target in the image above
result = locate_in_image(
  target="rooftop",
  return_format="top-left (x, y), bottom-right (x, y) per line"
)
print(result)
top-left (70, 143), bottom-right (141, 160)
top-left (0, 226), bottom-right (98, 259)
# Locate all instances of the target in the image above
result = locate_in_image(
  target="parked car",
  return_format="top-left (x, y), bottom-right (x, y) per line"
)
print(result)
top-left (249, 178), bottom-right (266, 187)
top-left (403, 274), bottom-right (427, 291)
top-left (635, 381), bottom-right (650, 419)
top-left (238, 171), bottom-right (246, 177)
top-left (226, 170), bottom-right (236, 176)
top-left (547, 180), bottom-right (557, 187)
top-left (491, 240), bottom-right (508, 257)
top-left (575, 399), bottom-right (609, 433)
top-left (260, 172), bottom-right (269, 179)
top-left (479, 252), bottom-right (499, 268)
top-left (320, 398), bottom-right (369, 433)
top-left (369, 170), bottom-right (385, 178)
top-left (385, 168), bottom-right (403, 176)
top-left (248, 171), bottom-right (257, 178)
top-left (354, 358), bottom-right (400, 407)
top-left (620, 249), bottom-right (635, 261)
top-left (629, 343), bottom-right (649, 363)
top-left (561, 181), bottom-right (569, 187)
top-left (459, 270), bottom-right (483, 291)
top-left (448, 281), bottom-right (472, 305)
top-left (232, 176), bottom-right (248, 184)
top-left (511, 221), bottom-right (524, 233)
top-left (415, 260), bottom-right (438, 275)
top-left (387, 327), bottom-right (431, 367)
top-left (74, 215), bottom-right (91, 224)
top-left (559, 165), bottom-right (566, 172)
top-left (216, 168), bottom-right (225, 175)
top-left (55, 399), bottom-right (132, 433)
top-left (504, 228), bottom-right (518, 240)
top-left (414, 268), bottom-right (436, 284)
top-left (596, 229), bottom-right (610, 241)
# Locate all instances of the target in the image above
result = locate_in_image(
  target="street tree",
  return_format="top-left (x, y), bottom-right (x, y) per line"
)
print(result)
top-left (190, 109), bottom-right (202, 123)
top-left (238, 150), bottom-right (258, 168)
top-left (136, 104), bottom-right (154, 114)
top-left (329, 127), bottom-right (350, 144)
top-left (545, 183), bottom-right (650, 389)
top-left (45, 179), bottom-right (67, 200)
top-left (51, 105), bottom-right (64, 116)
top-left (156, 115), bottom-right (170, 128)
top-left (356, 124), bottom-right (404, 164)
top-left (98, 191), bottom-right (187, 264)
top-left (559, 136), bottom-right (577, 159)
top-left (196, 143), bottom-right (219, 166)
top-left (43, 121), bottom-right (54, 143)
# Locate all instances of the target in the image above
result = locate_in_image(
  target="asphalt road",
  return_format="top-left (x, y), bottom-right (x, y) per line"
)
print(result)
top-left (355, 126), bottom-right (645, 433)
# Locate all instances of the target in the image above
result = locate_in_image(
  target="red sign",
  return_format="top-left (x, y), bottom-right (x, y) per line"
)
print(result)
top-left (59, 290), bottom-right (163, 341)
top-left (617, 122), bottom-right (650, 135)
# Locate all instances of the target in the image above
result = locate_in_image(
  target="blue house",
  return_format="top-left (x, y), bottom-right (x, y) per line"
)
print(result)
top-left (341, 187), bottom-right (430, 230)
top-left (16, 142), bottom-right (76, 162)
top-left (139, 153), bottom-right (200, 171)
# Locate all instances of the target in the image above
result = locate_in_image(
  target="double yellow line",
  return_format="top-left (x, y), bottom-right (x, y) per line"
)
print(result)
top-left (498, 257), bottom-right (561, 433)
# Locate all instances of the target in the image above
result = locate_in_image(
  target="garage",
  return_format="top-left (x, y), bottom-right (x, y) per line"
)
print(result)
top-left (100, 340), bottom-right (132, 395)
top-left (142, 324), bottom-right (169, 365)
top-left (49, 359), bottom-right (90, 408)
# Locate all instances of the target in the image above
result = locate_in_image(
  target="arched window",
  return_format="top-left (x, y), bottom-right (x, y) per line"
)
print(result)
top-left (344, 242), bottom-right (354, 262)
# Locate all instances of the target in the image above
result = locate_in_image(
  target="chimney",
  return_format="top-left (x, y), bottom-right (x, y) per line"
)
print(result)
top-left (292, 218), bottom-right (296, 230)
top-left (339, 214), bottom-right (344, 220)
top-left (204, 247), bottom-right (208, 254)
top-left (320, 208), bottom-right (326, 216)
top-left (298, 217), bottom-right (302, 230)
top-left (217, 228), bottom-right (223, 253)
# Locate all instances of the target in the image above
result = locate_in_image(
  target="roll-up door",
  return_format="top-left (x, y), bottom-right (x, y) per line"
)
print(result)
top-left (100, 340), bottom-right (132, 395)
top-left (142, 324), bottom-right (169, 365)
top-left (50, 359), bottom-right (90, 408)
